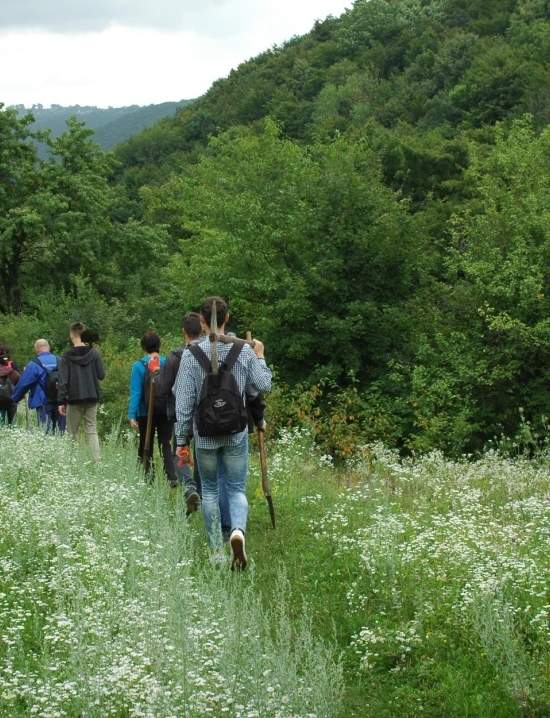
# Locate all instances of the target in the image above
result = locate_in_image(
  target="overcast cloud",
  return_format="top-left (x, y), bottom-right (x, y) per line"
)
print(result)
top-left (0, 0), bottom-right (351, 107)
top-left (1, 0), bottom-right (258, 36)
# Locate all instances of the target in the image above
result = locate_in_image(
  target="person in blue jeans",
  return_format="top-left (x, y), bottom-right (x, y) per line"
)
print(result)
top-left (174, 296), bottom-right (272, 570)
top-left (164, 312), bottom-right (232, 535)
top-left (11, 339), bottom-right (66, 434)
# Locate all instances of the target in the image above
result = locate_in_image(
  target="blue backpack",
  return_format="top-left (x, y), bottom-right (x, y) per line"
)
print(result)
top-left (33, 357), bottom-right (60, 404)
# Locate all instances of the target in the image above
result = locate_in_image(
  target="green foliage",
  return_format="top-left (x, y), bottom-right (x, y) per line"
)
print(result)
top-left (0, 106), bottom-right (172, 316)
top-left (1, 1), bottom-right (549, 454)
top-left (408, 119), bottom-right (550, 452)
top-left (144, 120), bottom-right (421, 386)
top-left (248, 429), bottom-right (550, 717)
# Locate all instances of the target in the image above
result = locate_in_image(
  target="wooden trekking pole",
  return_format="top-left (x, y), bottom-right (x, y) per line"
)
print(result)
top-left (143, 355), bottom-right (160, 473)
top-left (216, 333), bottom-right (256, 348)
top-left (247, 331), bottom-right (276, 529)
top-left (210, 301), bottom-right (219, 375)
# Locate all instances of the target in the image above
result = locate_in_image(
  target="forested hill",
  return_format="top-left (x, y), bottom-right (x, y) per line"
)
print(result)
top-left (116, 0), bottom-right (549, 177)
top-left (1, 0), bottom-right (549, 456)
top-left (14, 100), bottom-right (192, 150)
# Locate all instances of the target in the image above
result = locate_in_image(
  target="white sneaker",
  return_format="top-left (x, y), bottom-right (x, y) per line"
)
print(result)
top-left (230, 529), bottom-right (247, 571)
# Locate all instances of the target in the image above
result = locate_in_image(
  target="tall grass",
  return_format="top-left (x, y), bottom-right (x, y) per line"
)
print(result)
top-left (247, 430), bottom-right (550, 717)
top-left (0, 428), bottom-right (343, 717)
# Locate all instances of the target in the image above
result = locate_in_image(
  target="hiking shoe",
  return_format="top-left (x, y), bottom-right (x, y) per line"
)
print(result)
top-left (230, 529), bottom-right (247, 571)
top-left (185, 491), bottom-right (201, 516)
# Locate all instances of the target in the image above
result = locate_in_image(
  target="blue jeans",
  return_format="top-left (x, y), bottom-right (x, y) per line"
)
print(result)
top-left (36, 404), bottom-right (66, 434)
top-left (176, 443), bottom-right (231, 540)
top-left (196, 435), bottom-right (249, 550)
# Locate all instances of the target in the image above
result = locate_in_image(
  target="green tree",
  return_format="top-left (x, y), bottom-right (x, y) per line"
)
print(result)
top-left (410, 118), bottom-right (550, 450)
top-left (0, 110), bottom-right (114, 312)
top-left (145, 120), bottom-right (423, 385)
top-left (0, 106), bottom-right (45, 312)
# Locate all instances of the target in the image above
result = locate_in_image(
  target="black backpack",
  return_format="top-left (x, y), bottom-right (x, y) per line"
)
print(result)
top-left (143, 358), bottom-right (168, 416)
top-left (189, 343), bottom-right (248, 437)
top-left (155, 348), bottom-right (184, 408)
top-left (0, 366), bottom-right (15, 408)
top-left (33, 357), bottom-right (60, 404)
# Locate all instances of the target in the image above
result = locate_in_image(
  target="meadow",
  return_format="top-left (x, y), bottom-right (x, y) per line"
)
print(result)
top-left (0, 425), bottom-right (548, 717)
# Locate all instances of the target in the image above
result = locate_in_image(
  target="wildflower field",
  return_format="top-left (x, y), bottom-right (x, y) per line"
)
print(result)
top-left (1, 427), bottom-right (549, 717)
top-left (0, 430), bottom-right (341, 718)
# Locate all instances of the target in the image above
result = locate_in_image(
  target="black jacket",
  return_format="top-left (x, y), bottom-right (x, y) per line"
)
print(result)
top-left (58, 346), bottom-right (105, 404)
top-left (160, 347), bottom-right (185, 421)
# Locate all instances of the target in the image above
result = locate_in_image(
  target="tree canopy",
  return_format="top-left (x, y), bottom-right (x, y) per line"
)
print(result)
top-left (1, 0), bottom-right (549, 454)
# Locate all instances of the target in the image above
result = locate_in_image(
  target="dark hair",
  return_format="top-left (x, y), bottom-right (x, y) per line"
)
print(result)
top-left (81, 329), bottom-right (99, 345)
top-left (201, 296), bottom-right (228, 329)
top-left (70, 321), bottom-right (86, 337)
top-left (182, 312), bottom-right (202, 339)
top-left (141, 331), bottom-right (161, 353)
top-left (0, 345), bottom-right (10, 365)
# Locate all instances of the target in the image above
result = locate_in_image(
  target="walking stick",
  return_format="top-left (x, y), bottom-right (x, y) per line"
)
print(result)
top-left (246, 331), bottom-right (276, 529)
top-left (143, 355), bottom-right (160, 473)
top-left (216, 333), bottom-right (256, 348)
top-left (258, 429), bottom-right (276, 529)
top-left (209, 301), bottom-right (220, 375)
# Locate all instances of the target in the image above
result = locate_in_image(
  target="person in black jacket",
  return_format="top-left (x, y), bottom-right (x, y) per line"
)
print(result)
top-left (58, 322), bottom-right (105, 462)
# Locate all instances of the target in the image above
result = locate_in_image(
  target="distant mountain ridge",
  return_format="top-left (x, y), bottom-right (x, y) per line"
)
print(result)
top-left (13, 100), bottom-right (193, 150)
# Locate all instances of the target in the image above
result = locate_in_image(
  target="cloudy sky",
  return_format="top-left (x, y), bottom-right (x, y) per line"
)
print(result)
top-left (0, 0), bottom-right (351, 108)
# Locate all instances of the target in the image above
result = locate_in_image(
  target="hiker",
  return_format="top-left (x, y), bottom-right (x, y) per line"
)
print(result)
top-left (162, 312), bottom-right (233, 535)
top-left (174, 296), bottom-right (272, 569)
top-left (0, 345), bottom-right (20, 426)
top-left (160, 312), bottom-right (206, 506)
top-left (58, 323), bottom-right (105, 462)
top-left (128, 330), bottom-right (178, 486)
top-left (11, 339), bottom-right (65, 433)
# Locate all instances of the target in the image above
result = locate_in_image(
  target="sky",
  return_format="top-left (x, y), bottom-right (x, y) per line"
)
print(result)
top-left (0, 0), bottom-right (351, 108)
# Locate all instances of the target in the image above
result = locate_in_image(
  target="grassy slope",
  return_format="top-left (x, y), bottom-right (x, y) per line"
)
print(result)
top-left (1, 424), bottom-right (548, 717)
top-left (243, 433), bottom-right (550, 718)
top-left (0, 428), bottom-right (342, 717)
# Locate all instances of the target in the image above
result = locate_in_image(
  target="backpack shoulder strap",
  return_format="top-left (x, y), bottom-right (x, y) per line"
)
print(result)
top-left (32, 357), bottom-right (46, 371)
top-left (223, 342), bottom-right (243, 372)
top-left (189, 344), bottom-right (212, 373)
